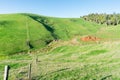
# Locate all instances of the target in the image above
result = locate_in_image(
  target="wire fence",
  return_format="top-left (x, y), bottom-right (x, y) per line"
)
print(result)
top-left (0, 57), bottom-right (40, 80)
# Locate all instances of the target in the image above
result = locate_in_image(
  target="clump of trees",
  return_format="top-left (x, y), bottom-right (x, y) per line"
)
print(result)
top-left (81, 13), bottom-right (120, 26)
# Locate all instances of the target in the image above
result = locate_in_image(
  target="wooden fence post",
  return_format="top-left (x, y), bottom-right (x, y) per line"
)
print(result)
top-left (28, 64), bottom-right (31, 80)
top-left (36, 57), bottom-right (38, 64)
top-left (4, 65), bottom-right (10, 80)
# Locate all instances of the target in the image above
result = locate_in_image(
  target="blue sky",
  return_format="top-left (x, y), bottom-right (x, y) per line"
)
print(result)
top-left (0, 0), bottom-right (120, 17)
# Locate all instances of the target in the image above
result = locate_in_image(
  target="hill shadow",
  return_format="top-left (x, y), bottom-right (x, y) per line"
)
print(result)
top-left (27, 15), bottom-right (58, 40)
top-left (41, 22), bottom-right (58, 40)
top-left (27, 40), bottom-right (34, 49)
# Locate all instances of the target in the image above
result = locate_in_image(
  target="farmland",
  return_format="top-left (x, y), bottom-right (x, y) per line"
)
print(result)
top-left (0, 13), bottom-right (120, 80)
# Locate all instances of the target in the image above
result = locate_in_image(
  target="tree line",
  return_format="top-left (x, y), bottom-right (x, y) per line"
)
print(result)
top-left (81, 13), bottom-right (120, 26)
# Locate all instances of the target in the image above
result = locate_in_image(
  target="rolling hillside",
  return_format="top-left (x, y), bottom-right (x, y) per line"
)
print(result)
top-left (0, 13), bottom-right (101, 56)
top-left (0, 13), bottom-right (120, 80)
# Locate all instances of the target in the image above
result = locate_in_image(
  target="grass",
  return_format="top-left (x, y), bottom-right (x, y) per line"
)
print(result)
top-left (27, 14), bottom-right (102, 40)
top-left (0, 14), bottom-right (53, 56)
top-left (95, 25), bottom-right (120, 39)
top-left (0, 13), bottom-right (120, 80)
top-left (0, 13), bottom-right (102, 56)
top-left (34, 40), bottom-right (120, 80)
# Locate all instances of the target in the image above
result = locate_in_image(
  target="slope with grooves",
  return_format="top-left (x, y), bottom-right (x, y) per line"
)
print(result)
top-left (0, 13), bottom-right (102, 55)
top-left (26, 14), bottom-right (101, 40)
top-left (27, 14), bottom-right (58, 40)
top-left (0, 14), bottom-right (53, 55)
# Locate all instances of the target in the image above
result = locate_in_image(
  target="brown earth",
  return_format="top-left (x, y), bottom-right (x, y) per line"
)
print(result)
top-left (81, 36), bottom-right (100, 42)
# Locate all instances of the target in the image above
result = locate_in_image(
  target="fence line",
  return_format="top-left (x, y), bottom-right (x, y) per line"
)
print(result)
top-left (0, 57), bottom-right (39, 80)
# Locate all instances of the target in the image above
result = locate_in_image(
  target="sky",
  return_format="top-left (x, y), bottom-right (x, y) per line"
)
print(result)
top-left (0, 0), bottom-right (120, 18)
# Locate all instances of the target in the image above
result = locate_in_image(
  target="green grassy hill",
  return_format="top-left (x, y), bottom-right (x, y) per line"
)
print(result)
top-left (0, 13), bottom-right (102, 56)
top-left (0, 13), bottom-right (120, 80)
